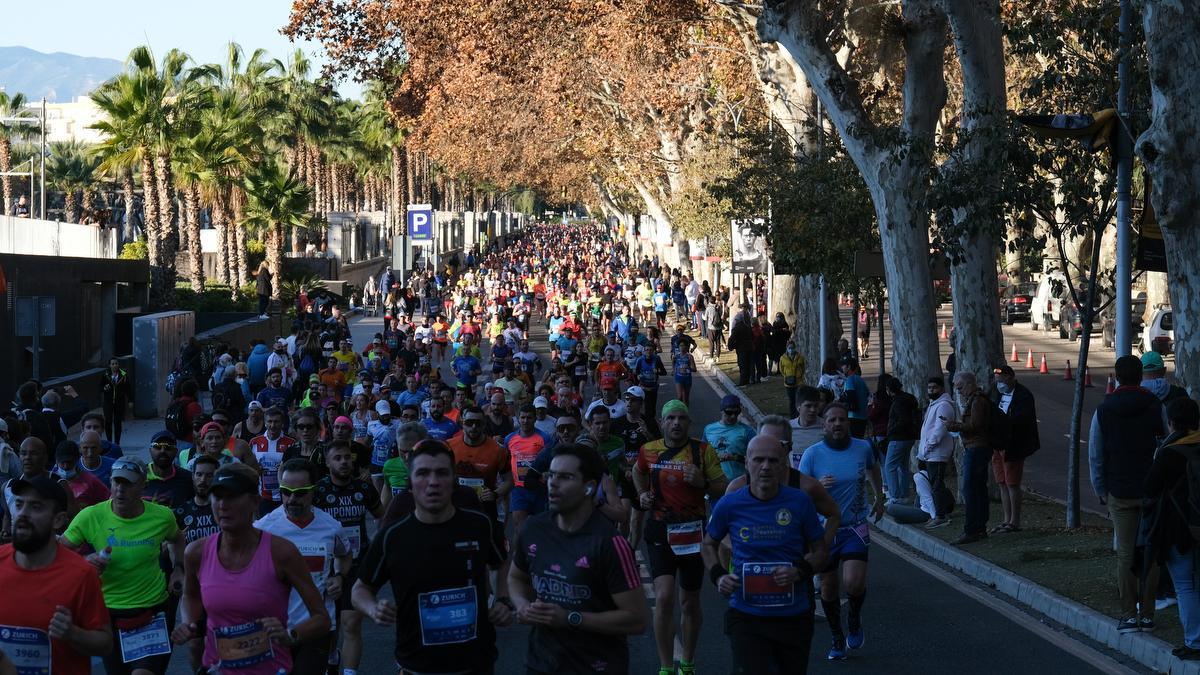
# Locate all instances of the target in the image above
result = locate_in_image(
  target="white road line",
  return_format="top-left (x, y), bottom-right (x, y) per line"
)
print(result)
top-left (872, 530), bottom-right (1141, 675)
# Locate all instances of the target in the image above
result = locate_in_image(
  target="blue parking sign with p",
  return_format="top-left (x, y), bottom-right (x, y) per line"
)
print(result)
top-left (407, 205), bottom-right (433, 241)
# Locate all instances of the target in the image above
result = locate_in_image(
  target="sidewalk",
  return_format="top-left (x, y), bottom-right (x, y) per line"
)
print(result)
top-left (695, 344), bottom-right (1200, 675)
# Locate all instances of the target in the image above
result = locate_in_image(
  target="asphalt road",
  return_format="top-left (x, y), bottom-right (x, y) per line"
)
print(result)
top-left (151, 308), bottom-right (1146, 674)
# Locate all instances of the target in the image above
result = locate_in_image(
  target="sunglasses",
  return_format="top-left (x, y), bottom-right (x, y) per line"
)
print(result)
top-left (279, 485), bottom-right (315, 496)
top-left (462, 419), bottom-right (484, 426)
top-left (112, 460), bottom-right (144, 474)
top-left (722, 409), bottom-right (741, 414)
top-left (150, 442), bottom-right (177, 451)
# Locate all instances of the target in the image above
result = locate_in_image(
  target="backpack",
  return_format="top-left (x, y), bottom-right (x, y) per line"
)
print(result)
top-left (164, 399), bottom-right (187, 437)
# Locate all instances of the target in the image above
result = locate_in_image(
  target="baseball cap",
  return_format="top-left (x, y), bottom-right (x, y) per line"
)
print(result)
top-left (8, 475), bottom-right (68, 512)
top-left (533, 396), bottom-right (550, 409)
top-left (720, 394), bottom-right (742, 410)
top-left (1141, 351), bottom-right (1166, 373)
top-left (624, 385), bottom-right (646, 400)
top-left (198, 422), bottom-right (224, 439)
top-left (210, 467), bottom-right (259, 498)
top-left (55, 440), bottom-right (81, 462)
top-left (247, 400), bottom-right (263, 412)
top-left (993, 365), bottom-right (1015, 377)
top-left (376, 400), bottom-right (393, 416)
top-left (309, 374), bottom-right (321, 384)
top-left (150, 430), bottom-right (177, 445)
top-left (111, 457), bottom-right (147, 482)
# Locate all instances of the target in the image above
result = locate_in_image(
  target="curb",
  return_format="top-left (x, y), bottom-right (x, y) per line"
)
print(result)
top-left (697, 346), bottom-right (1197, 675)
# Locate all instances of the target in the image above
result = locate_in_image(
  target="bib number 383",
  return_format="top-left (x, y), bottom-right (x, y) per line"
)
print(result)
top-left (417, 585), bottom-right (478, 646)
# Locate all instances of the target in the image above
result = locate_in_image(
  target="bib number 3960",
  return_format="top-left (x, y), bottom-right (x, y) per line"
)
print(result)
top-left (0, 625), bottom-right (51, 675)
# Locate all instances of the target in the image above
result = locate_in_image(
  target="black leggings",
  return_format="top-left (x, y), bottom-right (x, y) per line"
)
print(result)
top-left (104, 404), bottom-right (123, 444)
top-left (726, 608), bottom-right (814, 674)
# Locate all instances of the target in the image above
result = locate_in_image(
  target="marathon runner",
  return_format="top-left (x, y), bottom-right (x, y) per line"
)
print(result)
top-left (633, 400), bottom-right (728, 675)
top-left (316, 440), bottom-right (384, 675)
top-left (703, 434), bottom-right (828, 673)
top-left (509, 443), bottom-right (649, 675)
top-left (797, 403), bottom-right (886, 660)
top-left (172, 462), bottom-right (331, 675)
top-left (353, 440), bottom-right (511, 674)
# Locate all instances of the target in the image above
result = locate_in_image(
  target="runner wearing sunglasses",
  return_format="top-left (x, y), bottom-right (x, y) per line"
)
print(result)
top-left (253, 459), bottom-right (352, 675)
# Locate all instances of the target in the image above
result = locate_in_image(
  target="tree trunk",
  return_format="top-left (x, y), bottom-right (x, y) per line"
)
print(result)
top-left (232, 187), bottom-right (249, 291)
top-left (1139, 0), bottom-right (1200, 396)
top-left (122, 171), bottom-right (136, 244)
top-left (185, 185), bottom-right (205, 292)
top-left (0, 138), bottom-right (12, 216)
top-left (64, 191), bottom-right (78, 225)
top-left (139, 154), bottom-right (170, 308)
top-left (154, 152), bottom-right (178, 296)
top-left (215, 199), bottom-right (231, 286)
top-left (268, 224), bottom-right (284, 301)
top-left (405, 147), bottom-right (417, 209)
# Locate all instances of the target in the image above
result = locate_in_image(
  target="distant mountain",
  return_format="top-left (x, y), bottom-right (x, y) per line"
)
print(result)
top-left (0, 46), bottom-right (122, 102)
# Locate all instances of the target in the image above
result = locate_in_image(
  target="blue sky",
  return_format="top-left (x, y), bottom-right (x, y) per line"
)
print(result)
top-left (0, 0), bottom-right (363, 99)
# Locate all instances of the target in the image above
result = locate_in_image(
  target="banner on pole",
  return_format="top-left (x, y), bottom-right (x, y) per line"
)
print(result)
top-left (731, 218), bottom-right (768, 274)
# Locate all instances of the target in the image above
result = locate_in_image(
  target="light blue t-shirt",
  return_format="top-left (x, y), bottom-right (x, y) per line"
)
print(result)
top-left (798, 438), bottom-right (875, 526)
top-left (843, 375), bottom-right (870, 419)
top-left (706, 485), bottom-right (823, 616)
top-left (702, 421), bottom-right (756, 480)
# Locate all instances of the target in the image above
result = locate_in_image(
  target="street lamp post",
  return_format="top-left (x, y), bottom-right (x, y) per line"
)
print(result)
top-left (0, 106), bottom-right (46, 218)
top-left (1114, 0), bottom-right (1133, 356)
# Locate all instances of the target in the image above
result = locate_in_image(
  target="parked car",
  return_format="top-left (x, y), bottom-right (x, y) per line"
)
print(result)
top-left (1059, 290), bottom-right (1106, 341)
top-left (1000, 282), bottom-right (1037, 325)
top-left (1100, 292), bottom-right (1146, 349)
top-left (1030, 272), bottom-right (1066, 333)
top-left (1143, 305), bottom-right (1174, 355)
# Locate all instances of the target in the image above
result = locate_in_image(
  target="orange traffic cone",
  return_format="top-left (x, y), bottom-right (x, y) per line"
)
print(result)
top-left (1039, 354), bottom-right (1049, 374)
top-left (1105, 374), bottom-right (1116, 394)
top-left (1084, 367), bottom-right (1094, 388)
top-left (1011, 343), bottom-right (1019, 362)
top-left (1026, 349), bottom-right (1034, 369)
top-left (940, 323), bottom-right (948, 341)
top-left (1063, 360), bottom-right (1073, 380)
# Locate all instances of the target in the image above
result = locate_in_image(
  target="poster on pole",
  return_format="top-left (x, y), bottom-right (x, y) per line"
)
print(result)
top-left (731, 218), bottom-right (768, 274)
top-left (655, 215), bottom-right (673, 246)
top-left (687, 238), bottom-right (708, 260)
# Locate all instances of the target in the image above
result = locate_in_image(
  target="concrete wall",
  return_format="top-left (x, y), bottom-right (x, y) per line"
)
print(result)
top-left (0, 215), bottom-right (118, 258)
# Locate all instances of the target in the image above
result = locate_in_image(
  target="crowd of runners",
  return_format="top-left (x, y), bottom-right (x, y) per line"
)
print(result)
top-left (0, 221), bottom-right (890, 675)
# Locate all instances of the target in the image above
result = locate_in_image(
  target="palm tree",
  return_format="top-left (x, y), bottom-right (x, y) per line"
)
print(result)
top-left (243, 160), bottom-right (312, 302)
top-left (46, 140), bottom-right (100, 223)
top-left (0, 91), bottom-right (31, 216)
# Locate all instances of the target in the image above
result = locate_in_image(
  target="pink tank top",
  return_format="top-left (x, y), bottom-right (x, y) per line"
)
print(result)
top-left (199, 531), bottom-right (292, 674)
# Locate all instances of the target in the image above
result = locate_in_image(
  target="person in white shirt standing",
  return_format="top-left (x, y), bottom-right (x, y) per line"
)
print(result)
top-left (255, 458), bottom-right (352, 675)
top-left (917, 376), bottom-right (957, 529)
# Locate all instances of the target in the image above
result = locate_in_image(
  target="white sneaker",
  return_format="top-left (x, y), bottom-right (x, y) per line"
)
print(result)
top-left (1156, 597), bottom-right (1178, 611)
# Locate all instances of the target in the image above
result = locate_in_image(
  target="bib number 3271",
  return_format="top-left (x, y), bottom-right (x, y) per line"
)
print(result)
top-left (118, 612), bottom-right (171, 664)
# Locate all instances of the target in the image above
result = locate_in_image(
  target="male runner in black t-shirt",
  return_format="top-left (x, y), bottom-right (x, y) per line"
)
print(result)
top-left (353, 440), bottom-right (511, 674)
top-left (509, 443), bottom-right (649, 674)
top-left (170, 454), bottom-right (219, 672)
top-left (317, 440), bottom-right (383, 675)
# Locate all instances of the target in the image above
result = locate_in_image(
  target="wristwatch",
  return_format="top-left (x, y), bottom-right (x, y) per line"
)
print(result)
top-left (288, 628), bottom-right (300, 645)
top-left (567, 611), bottom-right (583, 627)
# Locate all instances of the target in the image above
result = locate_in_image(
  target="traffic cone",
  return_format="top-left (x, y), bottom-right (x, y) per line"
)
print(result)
top-left (1039, 354), bottom-right (1049, 374)
top-left (1063, 360), bottom-right (1073, 380)
top-left (1011, 343), bottom-right (1019, 362)
top-left (940, 323), bottom-right (948, 341)
top-left (1026, 349), bottom-right (1034, 369)
top-left (1084, 367), bottom-right (1094, 388)
top-left (1105, 374), bottom-right (1116, 394)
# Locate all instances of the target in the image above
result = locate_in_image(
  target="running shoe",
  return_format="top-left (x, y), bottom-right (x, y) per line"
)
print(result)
top-left (847, 616), bottom-right (865, 649)
top-left (827, 635), bottom-right (847, 660)
top-left (677, 661), bottom-right (697, 675)
top-left (1117, 617), bottom-right (1139, 633)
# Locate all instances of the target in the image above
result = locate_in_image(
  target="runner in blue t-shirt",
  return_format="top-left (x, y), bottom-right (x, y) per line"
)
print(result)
top-left (452, 350), bottom-right (482, 387)
top-left (704, 434), bottom-right (826, 672)
top-left (797, 403), bottom-right (885, 660)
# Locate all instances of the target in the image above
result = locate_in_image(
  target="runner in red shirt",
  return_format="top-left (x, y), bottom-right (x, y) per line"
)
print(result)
top-left (0, 476), bottom-right (111, 674)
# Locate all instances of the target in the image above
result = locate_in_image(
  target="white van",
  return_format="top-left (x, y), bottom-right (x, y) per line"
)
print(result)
top-left (1030, 272), bottom-right (1067, 333)
top-left (1143, 306), bottom-right (1174, 354)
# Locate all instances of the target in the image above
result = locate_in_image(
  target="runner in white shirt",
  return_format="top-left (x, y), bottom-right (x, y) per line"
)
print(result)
top-left (254, 458), bottom-right (352, 675)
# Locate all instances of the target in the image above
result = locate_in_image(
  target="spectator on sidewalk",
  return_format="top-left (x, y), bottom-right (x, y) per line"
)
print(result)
top-left (727, 306), bottom-right (754, 387)
top-left (780, 341), bottom-right (806, 416)
top-left (1141, 351), bottom-right (1189, 428)
top-left (768, 313), bottom-right (792, 375)
top-left (842, 359), bottom-right (870, 439)
top-left (1144, 397), bottom-right (1200, 660)
top-left (945, 372), bottom-right (990, 545)
top-left (883, 377), bottom-right (920, 505)
top-left (991, 365), bottom-right (1040, 533)
top-left (866, 375), bottom-right (893, 461)
top-left (1089, 354), bottom-right (1164, 633)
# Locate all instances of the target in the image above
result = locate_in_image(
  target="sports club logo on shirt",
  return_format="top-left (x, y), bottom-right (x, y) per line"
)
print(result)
top-left (775, 508), bottom-right (792, 526)
top-left (575, 556), bottom-right (590, 569)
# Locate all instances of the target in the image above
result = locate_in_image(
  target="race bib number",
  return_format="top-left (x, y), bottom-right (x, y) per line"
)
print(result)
top-left (417, 586), bottom-right (478, 646)
top-left (341, 525), bottom-right (363, 559)
top-left (372, 441), bottom-right (392, 467)
top-left (741, 562), bottom-right (796, 608)
top-left (0, 625), bottom-right (51, 675)
top-left (515, 459), bottom-right (534, 484)
top-left (666, 520), bottom-right (703, 556)
top-left (214, 621), bottom-right (274, 669)
top-left (458, 477), bottom-right (485, 498)
top-left (118, 612), bottom-right (171, 664)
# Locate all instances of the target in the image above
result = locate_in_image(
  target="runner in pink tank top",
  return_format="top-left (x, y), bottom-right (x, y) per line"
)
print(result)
top-left (172, 464), bottom-right (331, 674)
top-left (199, 531), bottom-right (292, 674)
